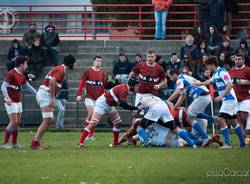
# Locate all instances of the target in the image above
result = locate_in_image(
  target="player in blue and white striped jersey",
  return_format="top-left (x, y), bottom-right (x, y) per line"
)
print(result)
top-left (196, 56), bottom-right (246, 149)
top-left (168, 69), bottom-right (212, 147)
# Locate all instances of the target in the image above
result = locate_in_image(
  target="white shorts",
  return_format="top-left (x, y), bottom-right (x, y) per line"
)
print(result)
top-left (135, 93), bottom-right (154, 106)
top-left (188, 95), bottom-right (211, 117)
top-left (5, 102), bottom-right (22, 114)
top-left (144, 102), bottom-right (174, 123)
top-left (237, 99), bottom-right (250, 113)
top-left (36, 88), bottom-right (51, 108)
top-left (85, 98), bottom-right (96, 107)
top-left (94, 95), bottom-right (116, 115)
top-left (219, 100), bottom-right (237, 116)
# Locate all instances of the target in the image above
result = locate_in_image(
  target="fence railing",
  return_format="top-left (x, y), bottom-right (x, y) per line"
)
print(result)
top-left (0, 3), bottom-right (249, 39)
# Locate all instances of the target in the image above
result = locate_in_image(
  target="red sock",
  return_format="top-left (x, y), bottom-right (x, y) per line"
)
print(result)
top-left (4, 131), bottom-right (12, 144)
top-left (79, 128), bottom-right (90, 144)
top-left (89, 127), bottom-right (95, 137)
top-left (12, 131), bottom-right (18, 145)
top-left (113, 131), bottom-right (120, 145)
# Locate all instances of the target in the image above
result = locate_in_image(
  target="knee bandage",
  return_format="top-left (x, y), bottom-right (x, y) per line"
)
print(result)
top-left (110, 112), bottom-right (122, 125)
top-left (42, 112), bottom-right (54, 118)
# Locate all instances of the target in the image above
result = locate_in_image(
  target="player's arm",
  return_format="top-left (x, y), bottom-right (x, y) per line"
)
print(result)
top-left (76, 80), bottom-right (86, 102)
top-left (194, 78), bottom-right (212, 86)
top-left (214, 83), bottom-right (233, 102)
top-left (22, 83), bottom-right (37, 95)
top-left (154, 78), bottom-right (168, 90)
top-left (1, 81), bottom-right (12, 105)
top-left (49, 77), bottom-right (57, 108)
top-left (128, 71), bottom-right (136, 80)
top-left (167, 88), bottom-right (182, 102)
top-left (119, 102), bottom-right (138, 111)
top-left (174, 92), bottom-right (186, 109)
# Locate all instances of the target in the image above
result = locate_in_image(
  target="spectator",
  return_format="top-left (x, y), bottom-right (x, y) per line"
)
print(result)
top-left (206, 0), bottom-right (225, 33)
top-left (195, 54), bottom-right (209, 81)
top-left (41, 24), bottom-right (60, 66)
top-left (180, 34), bottom-right (197, 61)
top-left (104, 72), bottom-right (119, 90)
top-left (112, 52), bottom-right (133, 83)
top-left (55, 80), bottom-right (69, 129)
top-left (182, 53), bottom-right (196, 76)
top-left (132, 53), bottom-right (144, 67)
top-left (194, 0), bottom-right (208, 34)
top-left (6, 39), bottom-right (26, 71)
top-left (217, 52), bottom-right (233, 70)
top-left (27, 39), bottom-right (46, 80)
top-left (194, 39), bottom-right (211, 61)
top-left (223, 0), bottom-right (238, 35)
top-left (152, 0), bottom-right (173, 40)
top-left (166, 52), bottom-right (182, 72)
top-left (156, 55), bottom-right (167, 72)
top-left (22, 23), bottom-right (41, 49)
top-left (205, 25), bottom-right (222, 55)
top-left (218, 36), bottom-right (234, 60)
top-left (235, 39), bottom-right (250, 66)
top-left (192, 26), bottom-right (206, 46)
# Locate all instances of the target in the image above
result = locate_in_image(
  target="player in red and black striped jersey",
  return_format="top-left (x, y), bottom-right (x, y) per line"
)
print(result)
top-left (76, 56), bottom-right (105, 140)
top-left (128, 49), bottom-right (167, 106)
top-left (31, 54), bottom-right (76, 150)
top-left (229, 54), bottom-right (250, 143)
top-left (77, 77), bottom-right (139, 148)
top-left (1, 56), bottom-right (36, 149)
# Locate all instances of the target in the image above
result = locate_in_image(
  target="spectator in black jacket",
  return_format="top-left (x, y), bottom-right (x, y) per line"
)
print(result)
top-left (6, 39), bottom-right (27, 71)
top-left (27, 39), bottom-right (46, 80)
top-left (156, 55), bottom-right (167, 72)
top-left (56, 80), bottom-right (69, 129)
top-left (41, 24), bottom-right (60, 66)
top-left (104, 72), bottom-right (119, 90)
top-left (180, 34), bottom-right (197, 61)
top-left (112, 52), bottom-right (133, 83)
top-left (194, 39), bottom-right (211, 61)
top-left (205, 25), bottom-right (222, 55)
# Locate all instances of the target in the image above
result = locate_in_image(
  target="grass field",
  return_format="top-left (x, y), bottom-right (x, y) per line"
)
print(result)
top-left (0, 131), bottom-right (250, 184)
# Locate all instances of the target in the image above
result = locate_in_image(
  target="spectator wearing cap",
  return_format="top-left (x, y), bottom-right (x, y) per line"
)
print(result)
top-left (41, 24), bottom-right (60, 66)
top-left (235, 39), bottom-right (250, 66)
top-left (112, 52), bottom-right (133, 84)
top-left (22, 23), bottom-right (41, 49)
top-left (6, 39), bottom-right (27, 71)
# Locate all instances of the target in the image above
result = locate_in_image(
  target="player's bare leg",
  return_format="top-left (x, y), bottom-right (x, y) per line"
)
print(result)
top-left (237, 111), bottom-right (249, 144)
top-left (31, 106), bottom-right (54, 150)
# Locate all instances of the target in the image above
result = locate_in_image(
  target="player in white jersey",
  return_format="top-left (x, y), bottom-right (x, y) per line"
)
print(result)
top-left (134, 95), bottom-right (200, 148)
top-left (196, 56), bottom-right (246, 148)
top-left (168, 69), bottom-right (212, 147)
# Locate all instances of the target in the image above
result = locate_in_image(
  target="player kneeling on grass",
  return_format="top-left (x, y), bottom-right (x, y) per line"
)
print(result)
top-left (31, 54), bottom-right (76, 150)
top-left (77, 77), bottom-right (140, 148)
top-left (133, 96), bottom-right (199, 148)
top-left (1, 56), bottom-right (37, 149)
